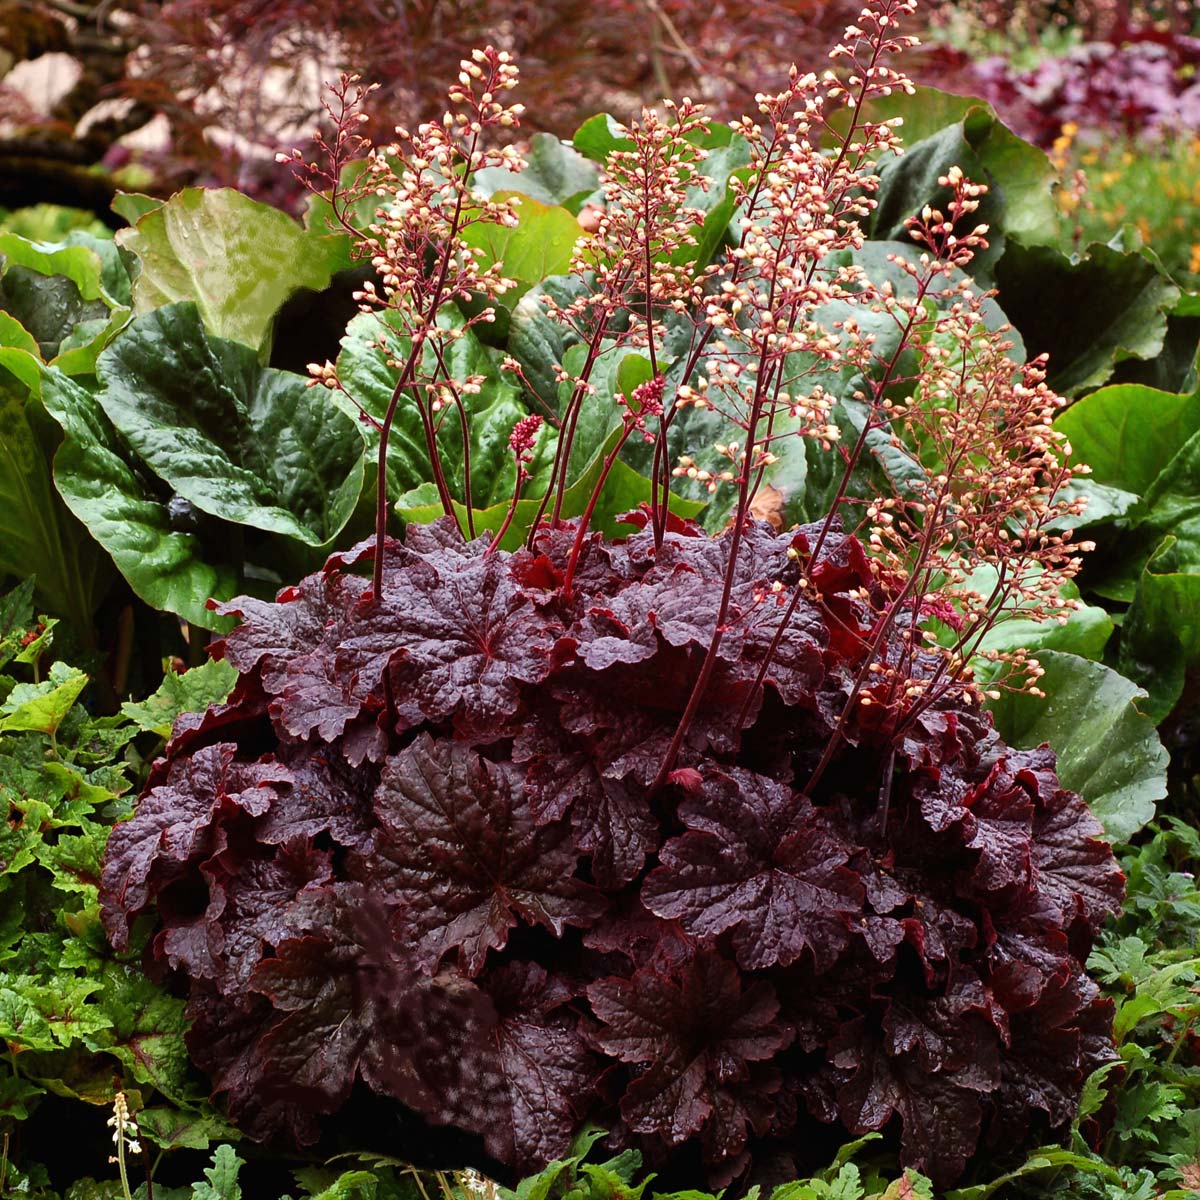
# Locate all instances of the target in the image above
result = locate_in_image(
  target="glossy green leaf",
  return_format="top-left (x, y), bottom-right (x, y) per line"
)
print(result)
top-left (335, 306), bottom-right (536, 511)
top-left (95, 303), bottom-right (365, 546)
top-left (993, 239), bottom-right (1180, 396)
top-left (116, 188), bottom-right (345, 354)
top-left (0, 233), bottom-right (128, 367)
top-left (1055, 381), bottom-right (1200, 495)
top-left (0, 355), bottom-right (106, 631)
top-left (1118, 536), bottom-right (1200, 723)
top-left (986, 650), bottom-right (1167, 843)
top-left (573, 113), bottom-right (633, 163)
top-left (39, 367), bottom-right (238, 632)
top-left (857, 87), bottom-right (1059, 250)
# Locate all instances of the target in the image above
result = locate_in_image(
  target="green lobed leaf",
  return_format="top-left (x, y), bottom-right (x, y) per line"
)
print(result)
top-left (986, 650), bottom-right (1167, 843)
top-left (116, 188), bottom-right (345, 355)
top-left (120, 658), bottom-right (238, 738)
top-left (95, 303), bottom-right (365, 546)
top-left (0, 661), bottom-right (88, 735)
top-left (39, 367), bottom-right (238, 632)
top-left (192, 1145), bottom-right (245, 1200)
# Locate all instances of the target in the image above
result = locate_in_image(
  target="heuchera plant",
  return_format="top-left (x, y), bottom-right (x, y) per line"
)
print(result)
top-left (100, 4), bottom-right (1125, 1188)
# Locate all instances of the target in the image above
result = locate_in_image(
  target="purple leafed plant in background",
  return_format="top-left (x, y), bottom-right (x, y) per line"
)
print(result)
top-left (100, 4), bottom-right (1124, 1188)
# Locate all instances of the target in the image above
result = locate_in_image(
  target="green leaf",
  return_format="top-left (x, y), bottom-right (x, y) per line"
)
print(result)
top-left (0, 350), bottom-right (108, 631)
top-left (95, 303), bottom-right (365, 546)
top-left (963, 567), bottom-right (1113, 664)
top-left (0, 310), bottom-right (41, 356)
top-left (1055, 381), bottom-right (1200, 496)
top-left (993, 239), bottom-right (1181, 397)
top-left (0, 661), bottom-right (88, 734)
top-left (39, 368), bottom-right (238, 632)
top-left (474, 133), bottom-right (601, 214)
top-left (397, 432), bottom-right (704, 551)
top-left (335, 306), bottom-right (534, 510)
top-left (857, 87), bottom-right (1060, 250)
top-left (986, 650), bottom-right (1167, 843)
top-left (573, 114), bottom-right (633, 163)
top-left (111, 191), bottom-right (164, 225)
top-left (460, 193), bottom-right (583, 306)
top-left (1118, 536), bottom-right (1200, 722)
top-left (0, 576), bottom-right (36, 670)
top-left (136, 1106), bottom-right (241, 1151)
top-left (120, 658), bottom-right (238, 737)
top-left (0, 232), bottom-right (128, 367)
top-left (115, 188), bottom-right (345, 355)
top-left (193, 1145), bottom-right (245, 1200)
top-left (86, 965), bottom-right (194, 1101)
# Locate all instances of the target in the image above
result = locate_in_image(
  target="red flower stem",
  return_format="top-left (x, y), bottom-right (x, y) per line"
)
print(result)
top-left (802, 459), bottom-right (960, 799)
top-left (489, 461), bottom-right (528, 553)
top-left (372, 128), bottom-right (479, 599)
top-left (429, 337), bottom-right (476, 538)
top-left (562, 423), bottom-right (637, 595)
top-left (730, 268), bottom-right (938, 730)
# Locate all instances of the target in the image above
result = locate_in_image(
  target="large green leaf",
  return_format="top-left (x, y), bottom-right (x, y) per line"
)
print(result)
top-left (335, 306), bottom-right (538, 511)
top-left (856, 87), bottom-right (1060, 252)
top-left (116, 188), bottom-right (345, 354)
top-left (1118, 536), bottom-right (1200, 723)
top-left (473, 133), bottom-right (601, 214)
top-left (986, 650), bottom-right (1167, 843)
top-left (39, 368), bottom-right (238, 632)
top-left (95, 303), bottom-right (365, 546)
top-left (0, 349), bottom-right (107, 631)
top-left (1054, 381), bottom-right (1200, 495)
top-left (992, 239), bottom-right (1180, 397)
top-left (460, 193), bottom-right (583, 308)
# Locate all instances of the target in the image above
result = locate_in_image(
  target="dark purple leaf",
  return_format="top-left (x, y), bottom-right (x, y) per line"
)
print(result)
top-left (370, 735), bottom-right (604, 974)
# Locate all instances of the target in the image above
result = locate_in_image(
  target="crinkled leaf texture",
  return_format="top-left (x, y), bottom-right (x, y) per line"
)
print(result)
top-left (100, 517), bottom-right (1123, 1186)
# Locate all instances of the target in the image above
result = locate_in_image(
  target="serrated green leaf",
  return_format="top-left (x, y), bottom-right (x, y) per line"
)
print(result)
top-left (0, 661), bottom-right (88, 734)
top-left (192, 1145), bottom-right (244, 1200)
top-left (121, 658), bottom-right (237, 737)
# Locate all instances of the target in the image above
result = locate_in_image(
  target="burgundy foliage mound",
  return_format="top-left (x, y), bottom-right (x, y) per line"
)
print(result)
top-left (100, 515), bottom-right (1124, 1186)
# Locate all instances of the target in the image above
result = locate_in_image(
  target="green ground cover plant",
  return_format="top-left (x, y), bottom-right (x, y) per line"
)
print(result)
top-left (1, 0), bottom-right (1199, 1196)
